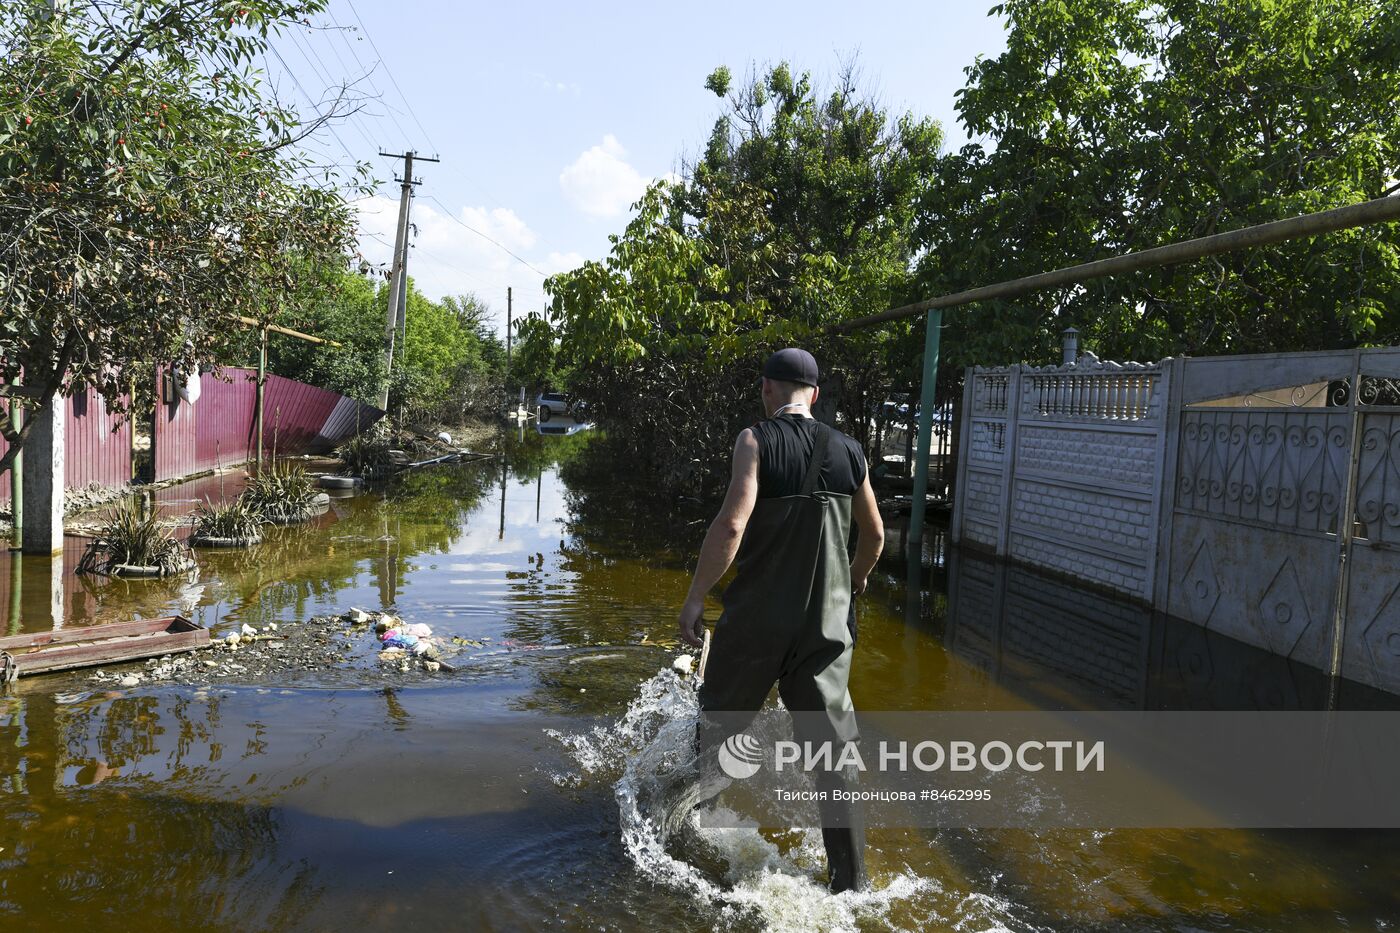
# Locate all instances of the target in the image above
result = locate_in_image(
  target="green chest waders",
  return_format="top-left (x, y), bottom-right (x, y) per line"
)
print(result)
top-left (698, 421), bottom-right (868, 892)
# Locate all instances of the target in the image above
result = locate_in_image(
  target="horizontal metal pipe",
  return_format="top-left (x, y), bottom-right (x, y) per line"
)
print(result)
top-left (233, 315), bottom-right (344, 348)
top-left (829, 193), bottom-right (1400, 335)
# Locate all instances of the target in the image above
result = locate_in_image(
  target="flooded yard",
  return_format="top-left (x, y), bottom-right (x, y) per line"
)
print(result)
top-left (2, 430), bottom-right (1398, 932)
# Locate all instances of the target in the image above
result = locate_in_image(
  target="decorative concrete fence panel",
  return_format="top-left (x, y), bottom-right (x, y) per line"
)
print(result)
top-left (952, 355), bottom-right (1172, 602)
top-left (953, 345), bottom-right (1400, 695)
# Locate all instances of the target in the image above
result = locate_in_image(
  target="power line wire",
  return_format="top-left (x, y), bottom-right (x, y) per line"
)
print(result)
top-left (343, 0), bottom-right (440, 154)
top-left (284, 26), bottom-right (382, 155)
top-left (330, 22), bottom-right (415, 145)
top-left (327, 4), bottom-right (543, 250)
top-left (265, 44), bottom-right (358, 164)
top-left (424, 194), bottom-right (549, 278)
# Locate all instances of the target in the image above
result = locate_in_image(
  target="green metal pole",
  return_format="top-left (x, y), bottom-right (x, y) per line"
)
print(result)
top-left (7, 551), bottom-right (19, 635)
top-left (8, 382), bottom-right (21, 551)
top-left (908, 309), bottom-right (942, 552)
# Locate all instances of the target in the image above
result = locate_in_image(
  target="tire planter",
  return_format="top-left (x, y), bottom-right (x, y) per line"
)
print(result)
top-left (109, 556), bottom-right (196, 578)
top-left (318, 474), bottom-right (364, 490)
top-left (264, 492), bottom-right (332, 525)
top-left (190, 533), bottom-right (262, 549)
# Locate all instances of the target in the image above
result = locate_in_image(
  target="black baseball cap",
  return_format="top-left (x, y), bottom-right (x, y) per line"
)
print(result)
top-left (761, 348), bottom-right (819, 388)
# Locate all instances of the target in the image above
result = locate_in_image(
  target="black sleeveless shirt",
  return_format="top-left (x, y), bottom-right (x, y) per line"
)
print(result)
top-left (750, 414), bottom-right (867, 499)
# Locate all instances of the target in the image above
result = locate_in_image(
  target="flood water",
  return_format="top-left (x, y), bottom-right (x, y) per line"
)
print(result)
top-left (2, 430), bottom-right (1399, 931)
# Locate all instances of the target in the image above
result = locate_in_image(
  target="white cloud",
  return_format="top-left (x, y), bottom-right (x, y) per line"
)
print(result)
top-left (558, 134), bottom-right (651, 218)
top-left (543, 250), bottom-right (587, 275)
top-left (528, 71), bottom-right (581, 97)
top-left (355, 195), bottom-right (552, 334)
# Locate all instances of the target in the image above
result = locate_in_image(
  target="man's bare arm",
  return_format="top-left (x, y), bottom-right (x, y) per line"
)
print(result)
top-left (850, 474), bottom-right (884, 595)
top-left (678, 429), bottom-right (759, 647)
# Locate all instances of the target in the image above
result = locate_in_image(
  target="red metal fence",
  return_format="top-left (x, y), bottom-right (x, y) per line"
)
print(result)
top-left (154, 367), bottom-right (381, 482)
top-left (1, 386), bottom-right (133, 506)
top-left (0, 369), bottom-right (377, 504)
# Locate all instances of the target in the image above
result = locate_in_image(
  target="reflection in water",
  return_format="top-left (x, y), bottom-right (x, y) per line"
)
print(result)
top-left (943, 548), bottom-right (1400, 711)
top-left (0, 690), bottom-right (321, 931)
top-left (0, 430), bottom-right (1397, 930)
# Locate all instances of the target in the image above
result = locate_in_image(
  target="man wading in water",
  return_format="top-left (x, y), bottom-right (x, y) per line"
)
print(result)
top-left (678, 347), bottom-right (884, 893)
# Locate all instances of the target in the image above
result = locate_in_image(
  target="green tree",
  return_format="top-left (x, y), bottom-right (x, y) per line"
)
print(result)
top-left (385, 282), bottom-right (504, 423)
top-left (264, 268), bottom-right (384, 405)
top-left (0, 0), bottom-right (365, 477)
top-left (546, 62), bottom-right (941, 499)
top-left (917, 0), bottom-right (1400, 369)
top-left (507, 311), bottom-right (562, 397)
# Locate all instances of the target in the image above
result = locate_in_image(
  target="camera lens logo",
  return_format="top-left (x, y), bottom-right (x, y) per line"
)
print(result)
top-left (718, 733), bottom-right (764, 780)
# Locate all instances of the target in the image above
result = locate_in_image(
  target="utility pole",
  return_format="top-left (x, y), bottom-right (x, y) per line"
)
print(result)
top-left (378, 150), bottom-right (439, 410)
top-left (505, 287), bottom-right (514, 416)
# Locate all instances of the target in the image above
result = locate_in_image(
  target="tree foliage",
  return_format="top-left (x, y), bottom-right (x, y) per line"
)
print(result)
top-left (545, 62), bottom-right (941, 499)
top-left (263, 267), bottom-right (384, 404)
top-left (0, 0), bottom-right (366, 475)
top-left (919, 0), bottom-right (1400, 369)
top-left (391, 287), bottom-right (506, 423)
top-left (260, 269), bottom-right (504, 422)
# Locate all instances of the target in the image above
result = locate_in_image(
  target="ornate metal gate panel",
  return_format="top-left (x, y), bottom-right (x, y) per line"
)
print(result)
top-left (955, 346), bottom-right (1400, 693)
top-left (1166, 403), bottom-right (1350, 673)
top-left (1163, 349), bottom-right (1400, 692)
top-left (1341, 364), bottom-right (1400, 693)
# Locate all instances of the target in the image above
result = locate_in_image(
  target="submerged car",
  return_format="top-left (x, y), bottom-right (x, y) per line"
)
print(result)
top-left (535, 391), bottom-right (588, 423)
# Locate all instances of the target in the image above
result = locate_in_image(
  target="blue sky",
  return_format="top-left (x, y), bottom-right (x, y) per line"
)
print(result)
top-left (268, 1), bottom-right (1009, 334)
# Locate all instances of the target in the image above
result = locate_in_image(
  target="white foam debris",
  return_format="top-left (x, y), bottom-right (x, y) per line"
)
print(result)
top-left (545, 666), bottom-right (1026, 933)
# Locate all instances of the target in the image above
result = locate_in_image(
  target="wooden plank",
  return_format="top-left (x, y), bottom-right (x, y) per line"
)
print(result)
top-left (0, 615), bottom-right (199, 650)
top-left (0, 616), bottom-right (208, 677)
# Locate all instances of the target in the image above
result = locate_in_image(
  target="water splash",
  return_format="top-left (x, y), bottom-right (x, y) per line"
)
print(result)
top-left (548, 667), bottom-right (1038, 932)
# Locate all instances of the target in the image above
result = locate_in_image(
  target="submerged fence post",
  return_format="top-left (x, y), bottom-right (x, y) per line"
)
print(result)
top-left (255, 327), bottom-right (267, 469)
top-left (20, 399), bottom-right (63, 555)
top-left (909, 309), bottom-right (943, 553)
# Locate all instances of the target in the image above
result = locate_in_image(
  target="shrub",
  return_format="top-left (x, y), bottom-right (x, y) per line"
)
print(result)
top-left (192, 498), bottom-right (262, 540)
top-left (336, 427), bottom-right (395, 477)
top-left (78, 499), bottom-right (188, 575)
top-left (239, 462), bottom-right (319, 522)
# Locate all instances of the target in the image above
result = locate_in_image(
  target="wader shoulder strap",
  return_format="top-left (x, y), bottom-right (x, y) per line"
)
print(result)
top-left (800, 422), bottom-right (832, 497)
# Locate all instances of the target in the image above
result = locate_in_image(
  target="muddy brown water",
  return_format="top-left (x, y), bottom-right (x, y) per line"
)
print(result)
top-left (1, 430), bottom-right (1399, 931)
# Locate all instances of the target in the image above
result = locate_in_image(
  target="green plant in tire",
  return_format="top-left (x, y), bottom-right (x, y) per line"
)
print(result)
top-left (239, 462), bottom-right (320, 522)
top-left (78, 499), bottom-right (189, 575)
top-left (192, 498), bottom-right (263, 540)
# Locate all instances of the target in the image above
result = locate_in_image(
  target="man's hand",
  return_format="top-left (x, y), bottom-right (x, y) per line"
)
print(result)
top-left (678, 597), bottom-right (706, 648)
top-left (852, 575), bottom-right (869, 597)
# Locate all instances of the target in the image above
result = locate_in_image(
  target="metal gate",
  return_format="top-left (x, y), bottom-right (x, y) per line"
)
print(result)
top-left (1340, 369), bottom-right (1400, 692)
top-left (1162, 349), bottom-right (1400, 693)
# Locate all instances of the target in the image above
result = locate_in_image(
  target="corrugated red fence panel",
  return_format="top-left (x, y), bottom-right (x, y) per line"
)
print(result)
top-left (194, 369), bottom-right (256, 473)
top-left (153, 368), bottom-right (198, 483)
top-left (0, 412), bottom-right (8, 506)
top-left (65, 385), bottom-right (133, 490)
top-left (152, 366), bottom-right (381, 482)
top-left (1, 388), bottom-right (132, 505)
top-left (261, 373), bottom-right (340, 457)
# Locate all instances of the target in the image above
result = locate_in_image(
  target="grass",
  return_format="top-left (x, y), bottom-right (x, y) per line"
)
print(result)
top-left (336, 429), bottom-right (395, 476)
top-left (192, 497), bottom-right (262, 540)
top-left (78, 498), bottom-right (188, 575)
top-left (239, 461), bottom-right (320, 521)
